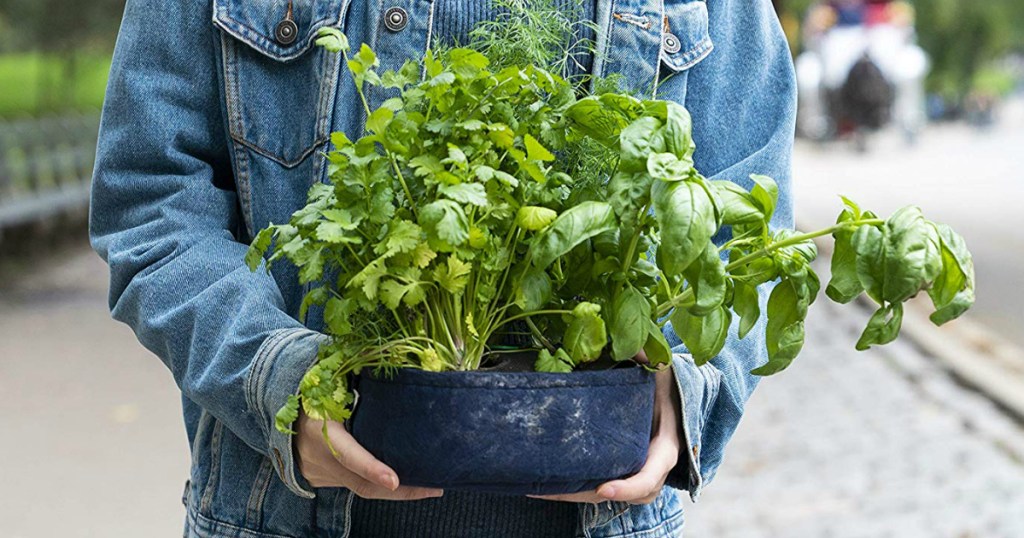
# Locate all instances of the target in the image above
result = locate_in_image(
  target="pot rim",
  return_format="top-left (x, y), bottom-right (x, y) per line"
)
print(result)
top-left (363, 365), bottom-right (655, 390)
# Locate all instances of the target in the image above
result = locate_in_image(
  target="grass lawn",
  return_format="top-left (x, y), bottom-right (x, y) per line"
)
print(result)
top-left (0, 51), bottom-right (111, 118)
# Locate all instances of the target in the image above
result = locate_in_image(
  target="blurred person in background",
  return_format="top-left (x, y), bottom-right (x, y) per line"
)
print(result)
top-left (797, 0), bottom-right (929, 146)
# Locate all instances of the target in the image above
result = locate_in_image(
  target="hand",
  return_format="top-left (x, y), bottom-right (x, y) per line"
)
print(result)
top-left (295, 411), bottom-right (444, 500)
top-left (531, 365), bottom-right (681, 505)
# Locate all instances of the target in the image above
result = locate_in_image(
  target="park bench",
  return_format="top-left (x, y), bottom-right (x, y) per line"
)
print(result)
top-left (0, 114), bottom-right (99, 231)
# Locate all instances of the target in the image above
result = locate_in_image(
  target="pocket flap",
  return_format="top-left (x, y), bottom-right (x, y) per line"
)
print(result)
top-left (661, 1), bottom-right (713, 72)
top-left (213, 0), bottom-right (346, 62)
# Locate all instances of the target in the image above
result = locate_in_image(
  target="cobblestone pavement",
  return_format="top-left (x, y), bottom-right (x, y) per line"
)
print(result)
top-left (685, 298), bottom-right (1024, 537)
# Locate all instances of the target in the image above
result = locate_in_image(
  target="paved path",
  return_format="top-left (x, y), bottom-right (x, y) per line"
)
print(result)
top-left (0, 249), bottom-right (189, 538)
top-left (685, 297), bottom-right (1024, 537)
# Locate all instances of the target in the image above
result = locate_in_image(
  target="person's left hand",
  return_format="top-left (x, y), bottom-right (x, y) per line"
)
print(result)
top-left (530, 363), bottom-right (682, 505)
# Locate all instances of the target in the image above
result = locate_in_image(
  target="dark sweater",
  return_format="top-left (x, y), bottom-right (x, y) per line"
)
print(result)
top-left (349, 1), bottom-right (596, 536)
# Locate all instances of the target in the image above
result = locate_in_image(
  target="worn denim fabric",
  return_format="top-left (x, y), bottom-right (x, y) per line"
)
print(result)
top-left (89, 0), bottom-right (795, 536)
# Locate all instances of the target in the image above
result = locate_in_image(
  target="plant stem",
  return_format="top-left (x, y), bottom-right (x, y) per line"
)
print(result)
top-left (525, 317), bottom-right (556, 352)
top-left (619, 202), bottom-right (650, 275)
top-left (655, 219), bottom-right (883, 317)
top-left (724, 219), bottom-right (882, 273)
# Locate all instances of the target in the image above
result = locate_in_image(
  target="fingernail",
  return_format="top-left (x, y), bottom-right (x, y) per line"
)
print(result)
top-left (598, 485), bottom-right (616, 499)
top-left (380, 473), bottom-right (398, 490)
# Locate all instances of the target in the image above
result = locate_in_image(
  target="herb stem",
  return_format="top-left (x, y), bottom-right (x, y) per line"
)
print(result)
top-left (654, 218), bottom-right (883, 317)
top-left (524, 316), bottom-right (556, 352)
top-left (724, 219), bottom-right (882, 273)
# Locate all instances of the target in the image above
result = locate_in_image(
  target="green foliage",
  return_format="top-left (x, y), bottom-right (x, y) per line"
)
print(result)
top-left (906, 0), bottom-right (1021, 99)
top-left (250, 29), bottom-right (977, 434)
top-left (0, 52), bottom-right (111, 116)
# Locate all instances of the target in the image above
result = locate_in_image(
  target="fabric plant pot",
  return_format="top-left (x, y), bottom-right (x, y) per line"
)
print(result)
top-left (349, 364), bottom-right (656, 496)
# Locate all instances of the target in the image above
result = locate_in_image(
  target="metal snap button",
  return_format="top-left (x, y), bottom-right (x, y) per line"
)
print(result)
top-left (662, 33), bottom-right (681, 55)
top-left (383, 7), bottom-right (408, 32)
top-left (276, 18), bottom-right (299, 45)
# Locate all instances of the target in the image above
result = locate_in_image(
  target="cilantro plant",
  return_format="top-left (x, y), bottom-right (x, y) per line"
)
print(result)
top-left (248, 29), bottom-right (975, 436)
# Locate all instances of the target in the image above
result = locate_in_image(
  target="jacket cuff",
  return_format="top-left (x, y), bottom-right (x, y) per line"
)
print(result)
top-left (666, 354), bottom-right (722, 501)
top-left (248, 327), bottom-right (329, 499)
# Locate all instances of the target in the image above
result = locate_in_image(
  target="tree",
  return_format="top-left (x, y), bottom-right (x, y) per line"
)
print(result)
top-left (0, 0), bottom-right (126, 111)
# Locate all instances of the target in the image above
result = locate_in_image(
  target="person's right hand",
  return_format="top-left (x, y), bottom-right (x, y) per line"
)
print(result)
top-left (295, 411), bottom-right (444, 500)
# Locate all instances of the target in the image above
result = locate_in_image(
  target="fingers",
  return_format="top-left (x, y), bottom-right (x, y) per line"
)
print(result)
top-left (339, 466), bottom-right (445, 501)
top-left (322, 419), bottom-right (401, 491)
top-left (528, 492), bottom-right (607, 504)
top-left (594, 427), bottom-right (679, 504)
top-left (296, 414), bottom-right (444, 500)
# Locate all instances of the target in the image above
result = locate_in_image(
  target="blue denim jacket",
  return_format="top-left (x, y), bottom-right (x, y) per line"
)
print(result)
top-left (90, 0), bottom-right (795, 536)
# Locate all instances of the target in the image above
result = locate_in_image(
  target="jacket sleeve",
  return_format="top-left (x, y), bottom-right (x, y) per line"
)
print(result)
top-left (89, 0), bottom-right (322, 499)
top-left (663, 0), bottom-right (797, 500)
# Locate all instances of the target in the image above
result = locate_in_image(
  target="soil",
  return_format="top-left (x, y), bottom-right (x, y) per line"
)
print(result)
top-left (479, 349), bottom-right (633, 373)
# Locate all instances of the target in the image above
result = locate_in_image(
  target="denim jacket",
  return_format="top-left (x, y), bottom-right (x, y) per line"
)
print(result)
top-left (90, 0), bottom-right (795, 536)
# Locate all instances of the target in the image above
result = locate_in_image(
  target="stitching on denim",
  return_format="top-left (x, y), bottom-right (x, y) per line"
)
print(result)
top-left (245, 328), bottom-right (292, 421)
top-left (199, 419), bottom-right (224, 514)
top-left (613, 12), bottom-right (653, 30)
top-left (233, 135), bottom-right (330, 169)
top-left (662, 38), bottom-right (713, 72)
top-left (188, 410), bottom-right (214, 495)
top-left (244, 457), bottom-right (275, 529)
top-left (419, 1), bottom-right (440, 80)
top-left (669, 358), bottom-right (703, 501)
top-left (187, 504), bottom-right (299, 538)
top-left (214, 10), bottom-right (338, 168)
top-left (340, 489), bottom-right (355, 538)
top-left (221, 36), bottom-right (247, 148)
top-left (247, 329), bottom-right (304, 447)
top-left (213, 13), bottom-right (336, 63)
top-left (651, 0), bottom-right (668, 98)
top-left (233, 141), bottom-right (256, 238)
top-left (591, 0), bottom-right (617, 81)
top-left (600, 508), bottom-right (683, 538)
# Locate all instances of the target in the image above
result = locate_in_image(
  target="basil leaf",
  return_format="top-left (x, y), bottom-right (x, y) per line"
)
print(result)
top-left (647, 152), bottom-right (693, 182)
top-left (516, 206), bottom-right (558, 231)
top-left (643, 319), bottom-right (674, 367)
top-left (751, 280), bottom-right (806, 375)
top-left (619, 117), bottom-right (666, 173)
top-left (683, 242), bottom-right (728, 316)
top-left (653, 179), bottom-right (717, 277)
top-left (564, 302), bottom-right (608, 364)
top-left (610, 285), bottom-right (651, 361)
top-left (749, 174), bottom-right (779, 223)
top-left (733, 280), bottom-right (761, 339)
top-left (670, 305), bottom-right (732, 366)
top-left (516, 268), bottom-right (553, 311)
top-left (529, 201), bottom-right (617, 270)
top-left (853, 206), bottom-right (942, 305)
top-left (928, 223), bottom-right (976, 325)
top-left (856, 303), bottom-right (904, 350)
top-left (711, 180), bottom-right (765, 226)
top-left (826, 209), bottom-right (865, 303)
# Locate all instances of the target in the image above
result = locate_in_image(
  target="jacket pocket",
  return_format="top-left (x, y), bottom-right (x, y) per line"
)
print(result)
top-left (660, 0), bottom-right (713, 73)
top-left (213, 0), bottom-right (347, 167)
top-left (655, 1), bottom-right (713, 99)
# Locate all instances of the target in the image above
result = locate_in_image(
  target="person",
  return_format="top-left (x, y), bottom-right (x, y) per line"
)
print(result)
top-left (89, 0), bottom-right (795, 536)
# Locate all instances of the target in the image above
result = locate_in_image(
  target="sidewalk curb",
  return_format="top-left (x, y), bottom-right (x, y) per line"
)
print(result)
top-left (806, 226), bottom-right (1024, 424)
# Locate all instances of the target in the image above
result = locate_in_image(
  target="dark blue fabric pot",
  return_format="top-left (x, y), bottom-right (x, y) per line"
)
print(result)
top-left (349, 366), bottom-right (655, 495)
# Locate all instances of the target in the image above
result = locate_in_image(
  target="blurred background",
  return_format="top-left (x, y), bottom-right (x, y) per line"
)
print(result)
top-left (0, 0), bottom-right (1022, 536)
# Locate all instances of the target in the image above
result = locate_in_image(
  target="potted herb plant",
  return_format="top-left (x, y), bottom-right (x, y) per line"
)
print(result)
top-left (246, 28), bottom-right (975, 495)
